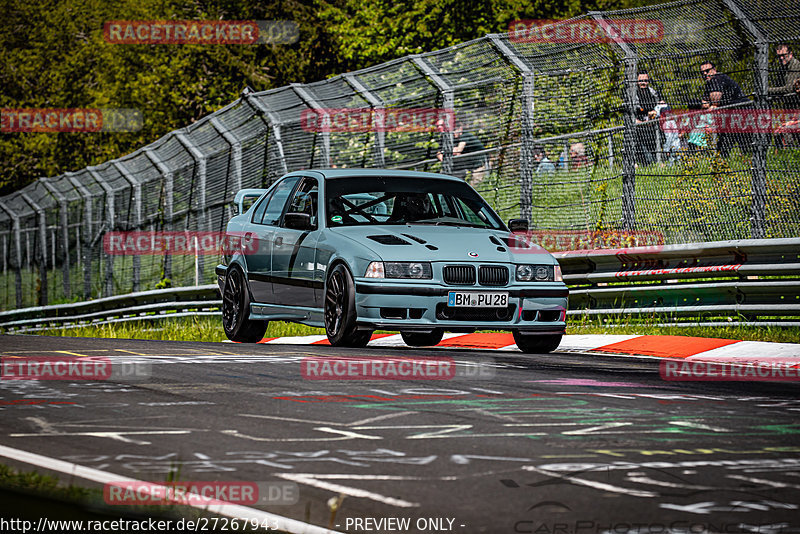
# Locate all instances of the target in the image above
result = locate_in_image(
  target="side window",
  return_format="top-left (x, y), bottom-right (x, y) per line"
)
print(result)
top-left (285, 178), bottom-right (318, 227)
top-left (260, 177), bottom-right (300, 226)
top-left (250, 191), bottom-right (272, 224)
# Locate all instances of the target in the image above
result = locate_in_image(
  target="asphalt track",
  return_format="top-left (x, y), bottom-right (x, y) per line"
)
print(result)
top-left (1, 334), bottom-right (800, 534)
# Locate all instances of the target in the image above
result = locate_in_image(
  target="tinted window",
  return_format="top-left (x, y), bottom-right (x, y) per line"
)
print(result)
top-left (258, 177), bottom-right (300, 226)
top-left (285, 178), bottom-right (319, 227)
top-left (325, 176), bottom-right (503, 229)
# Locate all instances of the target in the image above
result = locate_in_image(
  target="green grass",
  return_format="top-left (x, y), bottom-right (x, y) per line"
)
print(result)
top-left (23, 314), bottom-right (799, 344)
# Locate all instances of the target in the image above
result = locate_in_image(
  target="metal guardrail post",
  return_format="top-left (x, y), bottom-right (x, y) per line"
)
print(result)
top-left (721, 0), bottom-right (768, 239)
top-left (291, 84), bottom-right (331, 167)
top-left (20, 193), bottom-right (48, 306)
top-left (412, 56), bottom-right (454, 175)
top-left (88, 168), bottom-right (115, 297)
top-left (209, 117), bottom-right (243, 194)
top-left (112, 161), bottom-right (141, 292)
top-left (67, 173), bottom-right (94, 299)
top-left (591, 12), bottom-right (638, 230)
top-left (244, 94), bottom-right (289, 175)
top-left (489, 35), bottom-right (535, 222)
top-left (40, 180), bottom-right (71, 298)
top-left (144, 147), bottom-right (174, 282)
top-left (175, 131), bottom-right (208, 285)
top-left (343, 73), bottom-right (387, 168)
top-left (0, 201), bottom-right (23, 308)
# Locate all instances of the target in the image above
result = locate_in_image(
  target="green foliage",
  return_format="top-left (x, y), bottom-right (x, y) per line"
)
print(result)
top-left (1, 0), bottom-right (659, 195)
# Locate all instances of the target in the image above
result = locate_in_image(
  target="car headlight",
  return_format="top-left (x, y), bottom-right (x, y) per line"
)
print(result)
top-left (516, 264), bottom-right (560, 282)
top-left (364, 261), bottom-right (432, 279)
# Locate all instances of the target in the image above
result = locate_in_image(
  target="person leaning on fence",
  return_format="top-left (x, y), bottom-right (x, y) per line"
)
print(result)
top-left (768, 45), bottom-right (800, 148)
top-left (569, 142), bottom-right (589, 170)
top-left (685, 99), bottom-right (715, 153)
top-left (633, 70), bottom-right (663, 167)
top-left (658, 105), bottom-right (682, 164)
top-left (437, 119), bottom-right (487, 186)
top-left (700, 60), bottom-right (752, 157)
top-left (533, 144), bottom-right (555, 174)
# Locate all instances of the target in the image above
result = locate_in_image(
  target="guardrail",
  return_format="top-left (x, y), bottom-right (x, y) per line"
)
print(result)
top-left (557, 238), bottom-right (800, 325)
top-left (1, 239), bottom-right (798, 333)
top-left (0, 285), bottom-right (220, 332)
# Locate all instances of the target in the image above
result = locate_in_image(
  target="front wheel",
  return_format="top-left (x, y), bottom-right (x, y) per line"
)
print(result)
top-left (513, 331), bottom-right (562, 354)
top-left (222, 267), bottom-right (268, 343)
top-left (401, 329), bottom-right (444, 347)
top-left (324, 264), bottom-right (372, 347)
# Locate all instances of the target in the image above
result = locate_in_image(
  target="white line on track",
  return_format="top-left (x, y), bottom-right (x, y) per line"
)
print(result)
top-left (0, 444), bottom-right (344, 534)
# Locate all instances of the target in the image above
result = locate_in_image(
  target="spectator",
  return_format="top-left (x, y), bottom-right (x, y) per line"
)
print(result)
top-left (659, 106), bottom-right (682, 163)
top-left (569, 142), bottom-right (589, 170)
top-left (686, 100), bottom-right (714, 153)
top-left (700, 60), bottom-right (752, 157)
top-left (769, 45), bottom-right (800, 148)
top-left (634, 71), bottom-right (663, 166)
top-left (437, 119), bottom-right (487, 185)
top-left (768, 44), bottom-right (800, 102)
top-left (533, 144), bottom-right (555, 173)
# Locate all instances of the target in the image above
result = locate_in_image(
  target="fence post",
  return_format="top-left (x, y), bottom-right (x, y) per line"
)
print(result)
top-left (87, 168), bottom-right (115, 297)
top-left (343, 73), bottom-right (387, 168)
top-left (175, 131), bottom-right (208, 284)
top-left (291, 84), bottom-right (331, 167)
top-left (244, 94), bottom-right (288, 175)
top-left (20, 193), bottom-right (48, 306)
top-left (112, 161), bottom-right (141, 292)
top-left (489, 35), bottom-right (535, 222)
top-left (41, 180), bottom-right (70, 298)
top-left (67, 173), bottom-right (93, 299)
top-left (144, 148), bottom-right (174, 282)
top-left (721, 0), bottom-right (768, 238)
top-left (591, 12), bottom-right (638, 230)
top-left (210, 117), bottom-right (243, 193)
top-left (0, 202), bottom-right (22, 308)
top-left (412, 56), bottom-right (454, 175)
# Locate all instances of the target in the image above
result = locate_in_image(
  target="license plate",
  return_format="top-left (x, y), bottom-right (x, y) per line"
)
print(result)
top-left (448, 291), bottom-right (508, 308)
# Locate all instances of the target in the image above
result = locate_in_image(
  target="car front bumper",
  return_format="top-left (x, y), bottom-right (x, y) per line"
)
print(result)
top-left (353, 280), bottom-right (568, 333)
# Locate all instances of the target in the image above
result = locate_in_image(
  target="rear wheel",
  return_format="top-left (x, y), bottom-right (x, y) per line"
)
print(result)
top-left (325, 264), bottom-right (372, 347)
top-left (401, 329), bottom-right (444, 347)
top-left (222, 266), bottom-right (268, 343)
top-left (513, 331), bottom-right (562, 354)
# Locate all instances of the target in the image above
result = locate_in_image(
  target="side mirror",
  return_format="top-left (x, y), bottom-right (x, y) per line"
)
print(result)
top-left (284, 212), bottom-right (314, 231)
top-left (508, 219), bottom-right (529, 233)
top-left (234, 188), bottom-right (267, 215)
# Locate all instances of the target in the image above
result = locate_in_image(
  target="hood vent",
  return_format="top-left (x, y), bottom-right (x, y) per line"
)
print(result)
top-left (367, 235), bottom-right (411, 245)
top-left (402, 233), bottom-right (427, 244)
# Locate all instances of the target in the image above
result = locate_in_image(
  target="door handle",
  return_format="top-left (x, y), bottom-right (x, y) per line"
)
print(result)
top-left (275, 236), bottom-right (284, 247)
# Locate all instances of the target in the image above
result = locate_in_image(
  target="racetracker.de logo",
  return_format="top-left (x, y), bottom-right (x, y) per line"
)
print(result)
top-left (104, 481), bottom-right (298, 506)
top-left (302, 356), bottom-right (457, 380)
top-left (509, 229), bottom-right (664, 255)
top-left (103, 20), bottom-right (298, 45)
top-left (660, 359), bottom-right (800, 382)
top-left (1, 356), bottom-right (151, 381)
top-left (509, 19), bottom-right (664, 43)
top-left (662, 108), bottom-right (800, 134)
top-left (1, 108), bottom-right (142, 133)
top-left (103, 231), bottom-right (259, 256)
top-left (300, 108), bottom-right (454, 133)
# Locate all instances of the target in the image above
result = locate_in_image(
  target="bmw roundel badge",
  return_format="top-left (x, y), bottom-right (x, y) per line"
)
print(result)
top-left (468, 251), bottom-right (479, 257)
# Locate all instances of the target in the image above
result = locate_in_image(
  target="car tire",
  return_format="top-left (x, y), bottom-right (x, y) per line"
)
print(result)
top-left (325, 263), bottom-right (373, 347)
top-left (222, 266), bottom-right (268, 343)
top-left (513, 331), bottom-right (562, 354)
top-left (401, 329), bottom-right (444, 347)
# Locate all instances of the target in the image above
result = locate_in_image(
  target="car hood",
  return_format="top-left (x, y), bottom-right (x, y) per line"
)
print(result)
top-left (329, 224), bottom-right (556, 264)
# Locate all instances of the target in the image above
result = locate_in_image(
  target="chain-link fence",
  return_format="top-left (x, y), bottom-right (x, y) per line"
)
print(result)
top-left (1, 0), bottom-right (798, 310)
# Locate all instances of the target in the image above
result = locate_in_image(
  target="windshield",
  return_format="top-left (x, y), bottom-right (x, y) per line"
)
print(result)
top-left (325, 176), bottom-right (504, 229)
